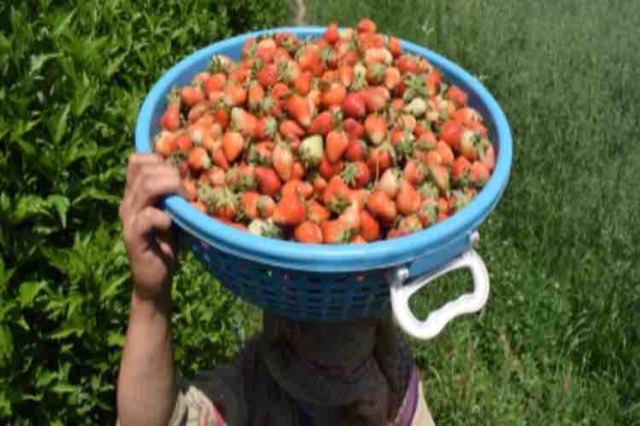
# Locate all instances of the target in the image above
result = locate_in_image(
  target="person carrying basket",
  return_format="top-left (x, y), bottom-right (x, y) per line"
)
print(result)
top-left (116, 153), bottom-right (435, 426)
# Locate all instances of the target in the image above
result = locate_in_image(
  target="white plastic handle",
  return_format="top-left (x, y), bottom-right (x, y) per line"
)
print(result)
top-left (387, 249), bottom-right (489, 340)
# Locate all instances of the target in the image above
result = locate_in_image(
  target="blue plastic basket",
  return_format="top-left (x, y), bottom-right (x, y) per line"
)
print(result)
top-left (135, 27), bottom-right (513, 323)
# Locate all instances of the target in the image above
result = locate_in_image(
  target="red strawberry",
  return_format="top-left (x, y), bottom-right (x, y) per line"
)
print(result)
top-left (222, 131), bottom-right (244, 163)
top-left (396, 180), bottom-right (421, 215)
top-left (272, 143), bottom-right (294, 182)
top-left (187, 102), bottom-right (208, 124)
top-left (319, 157), bottom-right (344, 180)
top-left (254, 116), bottom-right (278, 140)
top-left (418, 198), bottom-right (439, 227)
top-left (292, 161), bottom-right (306, 180)
top-left (295, 221), bottom-right (323, 243)
top-left (286, 94), bottom-right (315, 128)
top-left (483, 143), bottom-right (496, 172)
top-left (161, 91), bottom-right (181, 131)
top-left (357, 18), bottom-right (376, 33)
top-left (436, 141), bottom-right (454, 166)
top-left (272, 194), bottom-right (306, 226)
top-left (364, 114), bottom-right (387, 145)
top-left (342, 92), bottom-right (366, 119)
top-left (155, 131), bottom-right (177, 157)
top-left (182, 179), bottom-right (197, 202)
top-left (343, 118), bottom-right (365, 140)
top-left (404, 160), bottom-right (426, 186)
top-left (364, 48), bottom-right (392, 66)
top-left (366, 190), bottom-right (397, 223)
top-left (257, 63), bottom-right (278, 88)
top-left (200, 166), bottom-right (226, 187)
top-left (321, 83), bottom-right (348, 109)
top-left (204, 73), bottom-right (226, 94)
top-left (425, 150), bottom-right (442, 166)
top-left (387, 36), bottom-right (402, 57)
top-left (445, 85), bottom-right (469, 107)
top-left (293, 71), bottom-right (313, 96)
top-left (297, 45), bottom-right (323, 76)
top-left (341, 161), bottom-right (370, 189)
top-left (384, 66), bottom-right (402, 91)
top-left (361, 86), bottom-right (389, 113)
top-left (256, 38), bottom-right (277, 63)
top-left (213, 187), bottom-right (239, 221)
top-left (213, 108), bottom-right (229, 129)
top-left (322, 219), bottom-right (353, 244)
top-left (377, 168), bottom-right (402, 199)
top-left (181, 86), bottom-right (205, 108)
top-left (275, 32), bottom-right (299, 53)
top-left (299, 135), bottom-right (324, 168)
top-left (326, 130), bottom-right (349, 163)
top-left (338, 65), bottom-right (354, 87)
top-left (307, 199), bottom-right (331, 223)
top-left (174, 135), bottom-right (193, 153)
top-left (339, 201), bottom-right (363, 232)
top-left (257, 195), bottom-right (276, 218)
top-left (224, 84), bottom-right (247, 107)
top-left (429, 164), bottom-right (450, 194)
top-left (231, 108), bottom-right (257, 138)
top-left (323, 175), bottom-right (351, 212)
top-left (308, 111), bottom-right (334, 135)
top-left (397, 214), bottom-right (422, 234)
top-left (360, 210), bottom-right (380, 241)
top-left (458, 130), bottom-right (483, 161)
top-left (348, 188), bottom-right (369, 208)
top-left (187, 146), bottom-right (211, 171)
top-left (451, 156), bottom-right (472, 184)
top-left (212, 146), bottom-right (230, 171)
top-left (366, 144), bottom-right (394, 177)
top-left (312, 175), bottom-right (328, 198)
top-left (396, 55), bottom-right (419, 74)
top-left (282, 179), bottom-right (314, 199)
top-left (279, 119), bottom-right (305, 141)
top-left (440, 120), bottom-right (465, 150)
top-left (248, 141), bottom-right (273, 166)
top-left (324, 22), bottom-right (340, 44)
top-left (470, 161), bottom-right (490, 187)
top-left (271, 82), bottom-right (291, 100)
top-left (254, 167), bottom-right (282, 196)
top-left (345, 138), bottom-right (367, 162)
top-left (228, 67), bottom-right (249, 84)
top-left (247, 83), bottom-right (265, 111)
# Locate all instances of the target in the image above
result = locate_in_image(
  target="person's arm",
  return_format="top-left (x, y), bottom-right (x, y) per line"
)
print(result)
top-left (117, 154), bottom-right (183, 426)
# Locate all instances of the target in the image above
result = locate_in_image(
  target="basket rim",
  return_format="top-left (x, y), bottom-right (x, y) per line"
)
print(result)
top-left (135, 26), bottom-right (513, 273)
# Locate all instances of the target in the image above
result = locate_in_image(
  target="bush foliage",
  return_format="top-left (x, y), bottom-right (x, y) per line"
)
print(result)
top-left (0, 0), bottom-right (287, 423)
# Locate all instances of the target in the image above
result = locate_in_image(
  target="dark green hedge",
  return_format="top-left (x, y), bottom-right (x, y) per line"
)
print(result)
top-left (0, 1), bottom-right (288, 423)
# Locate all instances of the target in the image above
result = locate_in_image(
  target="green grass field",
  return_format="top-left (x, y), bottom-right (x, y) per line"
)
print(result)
top-left (306, 0), bottom-right (640, 424)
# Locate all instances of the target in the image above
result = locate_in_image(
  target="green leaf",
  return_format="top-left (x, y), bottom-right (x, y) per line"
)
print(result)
top-left (51, 383), bottom-right (76, 394)
top-left (53, 8), bottom-right (77, 36)
top-left (47, 195), bottom-right (70, 228)
top-left (51, 104), bottom-right (71, 144)
top-left (29, 53), bottom-right (60, 76)
top-left (19, 281), bottom-right (47, 307)
top-left (100, 273), bottom-right (129, 301)
top-left (107, 332), bottom-right (125, 348)
top-left (0, 325), bottom-right (13, 368)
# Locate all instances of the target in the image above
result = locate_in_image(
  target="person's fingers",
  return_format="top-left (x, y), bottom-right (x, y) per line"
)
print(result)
top-left (125, 153), bottom-right (164, 194)
top-left (123, 206), bottom-right (172, 252)
top-left (129, 174), bottom-right (182, 214)
top-left (125, 164), bottom-right (182, 214)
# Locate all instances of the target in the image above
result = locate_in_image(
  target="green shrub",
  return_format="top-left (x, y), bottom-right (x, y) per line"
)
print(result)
top-left (0, 0), bottom-right (287, 423)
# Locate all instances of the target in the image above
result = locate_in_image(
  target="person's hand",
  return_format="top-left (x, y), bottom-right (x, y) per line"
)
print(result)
top-left (119, 154), bottom-right (183, 300)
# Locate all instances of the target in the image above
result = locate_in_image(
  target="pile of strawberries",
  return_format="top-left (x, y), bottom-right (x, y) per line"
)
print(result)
top-left (154, 18), bottom-right (495, 244)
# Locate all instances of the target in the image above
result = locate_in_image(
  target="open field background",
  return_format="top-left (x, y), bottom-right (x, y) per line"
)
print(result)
top-left (1, 0), bottom-right (639, 424)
